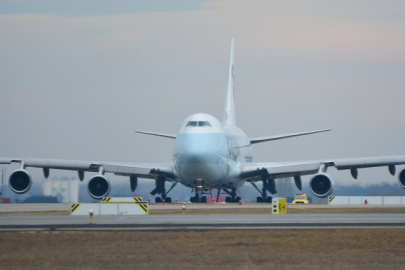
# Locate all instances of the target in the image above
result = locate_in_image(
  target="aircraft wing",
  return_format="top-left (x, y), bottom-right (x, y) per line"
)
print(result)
top-left (240, 155), bottom-right (405, 180)
top-left (249, 129), bottom-right (331, 144)
top-left (0, 158), bottom-right (175, 180)
top-left (136, 130), bottom-right (177, 139)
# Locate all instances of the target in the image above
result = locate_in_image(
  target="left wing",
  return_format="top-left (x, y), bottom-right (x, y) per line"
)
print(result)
top-left (249, 129), bottom-right (331, 144)
top-left (0, 157), bottom-right (175, 199)
top-left (240, 155), bottom-right (405, 197)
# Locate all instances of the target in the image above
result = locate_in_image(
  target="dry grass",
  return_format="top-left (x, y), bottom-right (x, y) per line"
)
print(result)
top-left (0, 229), bottom-right (404, 269)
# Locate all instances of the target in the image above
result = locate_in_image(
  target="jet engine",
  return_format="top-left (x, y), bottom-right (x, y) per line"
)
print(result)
top-left (9, 169), bottom-right (32, 194)
top-left (309, 173), bottom-right (335, 198)
top-left (87, 175), bottom-right (110, 199)
top-left (398, 168), bottom-right (405, 189)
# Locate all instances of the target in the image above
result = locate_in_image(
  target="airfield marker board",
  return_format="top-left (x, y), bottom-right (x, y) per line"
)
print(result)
top-left (71, 201), bottom-right (148, 215)
top-left (272, 198), bottom-right (287, 215)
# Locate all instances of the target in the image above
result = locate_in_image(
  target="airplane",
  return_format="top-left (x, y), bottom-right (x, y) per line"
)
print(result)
top-left (2, 39), bottom-right (405, 203)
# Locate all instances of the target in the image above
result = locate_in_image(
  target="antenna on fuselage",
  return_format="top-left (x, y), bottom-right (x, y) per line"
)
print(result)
top-left (222, 38), bottom-right (236, 127)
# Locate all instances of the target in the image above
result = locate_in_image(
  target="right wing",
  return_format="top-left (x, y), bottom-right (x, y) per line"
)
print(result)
top-left (0, 157), bottom-right (176, 199)
top-left (0, 158), bottom-right (175, 179)
top-left (136, 130), bottom-right (177, 139)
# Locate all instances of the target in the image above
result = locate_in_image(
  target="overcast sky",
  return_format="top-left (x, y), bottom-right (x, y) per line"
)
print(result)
top-left (1, 0), bottom-right (405, 189)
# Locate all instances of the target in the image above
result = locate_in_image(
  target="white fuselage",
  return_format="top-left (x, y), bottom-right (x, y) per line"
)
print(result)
top-left (173, 113), bottom-right (252, 190)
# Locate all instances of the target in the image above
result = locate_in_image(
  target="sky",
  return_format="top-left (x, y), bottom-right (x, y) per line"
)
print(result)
top-left (1, 0), bottom-right (405, 199)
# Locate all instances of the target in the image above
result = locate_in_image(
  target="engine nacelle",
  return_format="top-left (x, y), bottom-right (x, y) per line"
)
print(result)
top-left (398, 168), bottom-right (405, 189)
top-left (87, 175), bottom-right (110, 199)
top-left (309, 173), bottom-right (335, 198)
top-left (9, 169), bottom-right (32, 194)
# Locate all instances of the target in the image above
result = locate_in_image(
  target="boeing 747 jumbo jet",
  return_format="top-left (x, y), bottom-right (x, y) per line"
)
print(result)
top-left (2, 39), bottom-right (405, 203)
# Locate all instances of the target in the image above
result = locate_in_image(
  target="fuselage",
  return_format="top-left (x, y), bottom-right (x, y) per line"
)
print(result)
top-left (173, 113), bottom-right (252, 190)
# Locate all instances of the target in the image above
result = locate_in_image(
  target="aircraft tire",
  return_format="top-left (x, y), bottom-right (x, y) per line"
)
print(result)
top-left (256, 197), bottom-right (263, 203)
top-left (155, 197), bottom-right (162, 203)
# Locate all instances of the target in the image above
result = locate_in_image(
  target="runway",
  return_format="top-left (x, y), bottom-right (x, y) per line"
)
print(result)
top-left (1, 203), bottom-right (404, 230)
top-left (1, 213), bottom-right (404, 231)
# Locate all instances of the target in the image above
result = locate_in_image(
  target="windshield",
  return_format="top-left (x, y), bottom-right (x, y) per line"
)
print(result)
top-left (186, 121), bottom-right (211, 127)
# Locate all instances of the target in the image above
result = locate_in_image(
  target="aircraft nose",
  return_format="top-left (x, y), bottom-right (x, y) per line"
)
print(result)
top-left (176, 144), bottom-right (229, 187)
top-left (182, 143), bottom-right (206, 163)
top-left (174, 133), bottom-right (230, 186)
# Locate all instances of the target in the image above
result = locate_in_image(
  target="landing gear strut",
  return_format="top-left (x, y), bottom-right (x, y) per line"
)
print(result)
top-left (150, 177), bottom-right (177, 203)
top-left (190, 188), bottom-right (211, 203)
top-left (250, 177), bottom-right (276, 203)
top-left (215, 188), bottom-right (241, 203)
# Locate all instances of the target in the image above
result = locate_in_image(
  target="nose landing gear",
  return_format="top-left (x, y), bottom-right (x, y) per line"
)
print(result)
top-left (215, 188), bottom-right (241, 203)
top-left (190, 187), bottom-right (211, 203)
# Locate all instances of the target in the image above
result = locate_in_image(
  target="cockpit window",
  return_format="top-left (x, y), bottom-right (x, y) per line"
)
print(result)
top-left (186, 121), bottom-right (198, 127)
top-left (198, 121), bottom-right (211, 127)
top-left (186, 121), bottom-right (211, 127)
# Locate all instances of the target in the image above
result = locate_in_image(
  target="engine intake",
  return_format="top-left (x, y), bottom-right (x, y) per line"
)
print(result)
top-left (309, 173), bottom-right (334, 198)
top-left (9, 169), bottom-right (32, 194)
top-left (398, 168), bottom-right (405, 189)
top-left (87, 175), bottom-right (110, 199)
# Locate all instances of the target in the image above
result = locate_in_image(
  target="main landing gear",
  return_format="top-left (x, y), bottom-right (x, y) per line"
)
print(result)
top-left (150, 177), bottom-right (177, 203)
top-left (250, 177), bottom-right (276, 203)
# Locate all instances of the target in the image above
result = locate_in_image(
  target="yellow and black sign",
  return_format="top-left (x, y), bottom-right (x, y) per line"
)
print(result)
top-left (328, 196), bottom-right (335, 204)
top-left (272, 198), bottom-right (287, 215)
top-left (137, 203), bottom-right (148, 213)
top-left (70, 202), bottom-right (148, 215)
top-left (71, 203), bottom-right (81, 214)
top-left (278, 198), bottom-right (287, 214)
